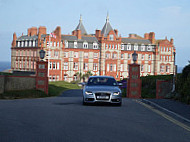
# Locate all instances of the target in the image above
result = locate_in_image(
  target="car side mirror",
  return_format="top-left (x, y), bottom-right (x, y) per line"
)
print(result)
top-left (118, 83), bottom-right (123, 86)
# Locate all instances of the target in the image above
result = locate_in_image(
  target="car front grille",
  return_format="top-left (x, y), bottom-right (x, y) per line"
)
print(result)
top-left (95, 92), bottom-right (111, 100)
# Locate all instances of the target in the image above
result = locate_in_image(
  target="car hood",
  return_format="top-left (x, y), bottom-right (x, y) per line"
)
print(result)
top-left (85, 86), bottom-right (121, 92)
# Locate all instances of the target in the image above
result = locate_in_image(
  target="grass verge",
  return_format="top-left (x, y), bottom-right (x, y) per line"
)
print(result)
top-left (0, 81), bottom-right (81, 99)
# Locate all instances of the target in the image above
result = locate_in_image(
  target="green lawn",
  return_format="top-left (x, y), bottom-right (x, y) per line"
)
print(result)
top-left (0, 81), bottom-right (81, 99)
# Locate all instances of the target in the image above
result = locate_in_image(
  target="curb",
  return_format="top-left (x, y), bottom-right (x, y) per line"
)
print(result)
top-left (142, 99), bottom-right (190, 124)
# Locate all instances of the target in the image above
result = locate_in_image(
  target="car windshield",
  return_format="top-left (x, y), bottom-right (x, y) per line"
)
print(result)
top-left (87, 77), bottom-right (118, 86)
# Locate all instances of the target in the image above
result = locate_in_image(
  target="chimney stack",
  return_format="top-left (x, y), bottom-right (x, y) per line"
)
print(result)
top-left (27, 27), bottom-right (37, 36)
top-left (38, 26), bottom-right (46, 35)
top-left (12, 32), bottom-right (17, 47)
top-left (76, 30), bottom-right (81, 39)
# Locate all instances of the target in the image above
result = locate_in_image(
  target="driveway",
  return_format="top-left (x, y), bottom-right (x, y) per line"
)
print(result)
top-left (0, 89), bottom-right (190, 142)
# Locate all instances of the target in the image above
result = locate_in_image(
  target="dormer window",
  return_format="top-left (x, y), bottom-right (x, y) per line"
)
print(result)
top-left (65, 40), bottom-right (68, 48)
top-left (127, 44), bottom-right (131, 50)
top-left (29, 41), bottom-right (32, 47)
top-left (32, 41), bottom-right (35, 47)
top-left (147, 45), bottom-right (152, 51)
top-left (83, 42), bottom-right (88, 48)
top-left (93, 43), bottom-right (98, 49)
top-left (21, 41), bottom-right (24, 47)
top-left (17, 41), bottom-right (20, 47)
top-left (121, 44), bottom-right (124, 50)
top-left (109, 35), bottom-right (114, 40)
top-left (134, 44), bottom-right (138, 51)
top-left (141, 44), bottom-right (145, 51)
top-left (74, 41), bottom-right (77, 48)
top-left (25, 41), bottom-right (28, 47)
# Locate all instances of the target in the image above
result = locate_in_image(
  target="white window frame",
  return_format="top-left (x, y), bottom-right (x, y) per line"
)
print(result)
top-left (94, 53), bottom-right (98, 59)
top-left (74, 41), bottom-right (77, 48)
top-left (148, 65), bottom-right (151, 72)
top-left (147, 45), bottom-right (152, 51)
top-left (93, 63), bottom-right (98, 71)
top-left (65, 40), bottom-right (68, 48)
top-left (64, 52), bottom-right (68, 58)
top-left (141, 44), bottom-right (145, 51)
top-left (17, 41), bottom-right (20, 47)
top-left (127, 44), bottom-right (131, 50)
top-left (121, 44), bottom-right (124, 50)
top-left (107, 64), bottom-right (109, 71)
top-left (141, 64), bottom-right (144, 72)
top-left (54, 42), bottom-right (56, 47)
top-left (57, 62), bottom-right (59, 70)
top-left (120, 64), bottom-right (123, 71)
top-left (33, 41), bottom-right (35, 47)
top-left (83, 42), bottom-right (88, 49)
top-left (109, 34), bottom-right (114, 40)
top-left (115, 45), bottom-right (117, 50)
top-left (25, 41), bottom-right (28, 47)
top-left (84, 53), bottom-right (88, 59)
top-left (64, 62), bottom-right (68, 70)
top-left (93, 43), bottom-right (98, 49)
top-left (134, 44), bottom-right (138, 51)
top-left (74, 52), bottom-right (78, 58)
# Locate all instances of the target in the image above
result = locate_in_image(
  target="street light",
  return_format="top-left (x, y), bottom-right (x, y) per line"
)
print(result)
top-left (39, 50), bottom-right (45, 61)
top-left (132, 51), bottom-right (138, 64)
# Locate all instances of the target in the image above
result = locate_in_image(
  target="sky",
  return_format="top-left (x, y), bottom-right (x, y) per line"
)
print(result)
top-left (0, 0), bottom-right (190, 68)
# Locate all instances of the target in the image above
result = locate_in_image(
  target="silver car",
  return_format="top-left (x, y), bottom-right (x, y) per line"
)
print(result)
top-left (82, 76), bottom-right (122, 106)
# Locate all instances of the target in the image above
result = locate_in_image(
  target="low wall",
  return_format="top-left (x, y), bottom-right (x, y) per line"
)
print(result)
top-left (0, 75), bottom-right (36, 94)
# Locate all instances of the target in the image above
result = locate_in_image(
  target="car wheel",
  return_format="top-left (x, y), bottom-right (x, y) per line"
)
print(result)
top-left (117, 102), bottom-right (122, 106)
top-left (83, 97), bottom-right (88, 105)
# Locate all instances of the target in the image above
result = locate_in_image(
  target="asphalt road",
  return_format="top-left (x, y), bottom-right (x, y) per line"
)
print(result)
top-left (0, 89), bottom-right (190, 142)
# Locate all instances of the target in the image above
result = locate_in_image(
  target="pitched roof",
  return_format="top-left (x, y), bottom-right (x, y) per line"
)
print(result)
top-left (62, 35), bottom-right (98, 42)
top-left (121, 38), bottom-right (151, 45)
top-left (75, 15), bottom-right (87, 35)
top-left (101, 14), bottom-right (115, 37)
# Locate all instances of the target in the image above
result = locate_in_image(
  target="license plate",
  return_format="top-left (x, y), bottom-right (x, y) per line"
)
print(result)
top-left (97, 96), bottom-right (109, 99)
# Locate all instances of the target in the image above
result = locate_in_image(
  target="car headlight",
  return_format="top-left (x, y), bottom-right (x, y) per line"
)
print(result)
top-left (85, 91), bottom-right (93, 95)
top-left (113, 92), bottom-right (120, 95)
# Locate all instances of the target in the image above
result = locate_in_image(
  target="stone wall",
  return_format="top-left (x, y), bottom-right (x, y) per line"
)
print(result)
top-left (0, 75), bottom-right (36, 94)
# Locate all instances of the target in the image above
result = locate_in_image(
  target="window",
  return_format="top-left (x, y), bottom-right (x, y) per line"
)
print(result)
top-left (74, 75), bottom-right (77, 81)
top-left (141, 44), bottom-right (145, 51)
top-left (121, 44), bottom-right (124, 50)
top-left (166, 56), bottom-right (168, 61)
top-left (47, 41), bottom-right (49, 46)
top-left (65, 40), bottom-right (68, 48)
top-left (110, 64), bottom-right (113, 71)
top-left (93, 43), bottom-right (98, 49)
top-left (64, 62), bottom-right (68, 70)
top-left (83, 63), bottom-right (88, 71)
top-left (25, 41), bottom-right (28, 47)
top-left (50, 41), bottom-right (52, 46)
top-left (163, 56), bottom-right (165, 61)
top-left (49, 62), bottom-right (52, 69)
top-left (141, 65), bottom-right (144, 72)
top-left (64, 75), bottom-right (67, 81)
top-left (115, 45), bottom-right (117, 50)
top-left (54, 42), bottom-right (56, 47)
top-left (113, 64), bottom-right (116, 71)
top-left (166, 47), bottom-right (168, 52)
top-left (163, 47), bottom-right (165, 51)
top-left (109, 35), bottom-right (114, 40)
top-left (73, 62), bottom-right (78, 70)
top-left (127, 44), bottom-right (131, 50)
top-left (112, 53), bottom-right (117, 59)
top-left (106, 53), bottom-right (110, 59)
top-left (112, 45), bottom-right (114, 49)
top-left (29, 41), bottom-right (32, 47)
top-left (109, 44), bottom-right (111, 49)
top-left (107, 64), bottom-right (109, 71)
top-left (64, 52), bottom-right (68, 58)
top-left (128, 54), bottom-right (130, 59)
top-left (93, 63), bottom-right (98, 71)
top-left (47, 51), bottom-right (51, 57)
top-left (166, 65), bottom-right (170, 73)
top-left (21, 41), bottom-right (24, 47)
top-left (17, 41), bottom-right (20, 47)
top-left (57, 62), bottom-right (59, 70)
top-left (134, 44), bottom-right (138, 51)
top-left (169, 47), bottom-right (171, 52)
top-left (53, 76), bottom-right (55, 81)
top-left (148, 55), bottom-right (151, 61)
top-left (57, 42), bottom-right (59, 47)
top-left (161, 56), bottom-right (162, 61)
top-left (83, 42), bottom-right (88, 48)
top-left (53, 62), bottom-right (56, 69)
top-left (148, 65), bottom-right (151, 72)
top-left (49, 76), bottom-right (52, 81)
top-left (120, 64), bottom-right (123, 71)
top-left (142, 54), bottom-right (144, 60)
top-left (74, 52), bottom-right (78, 58)
top-left (94, 53), bottom-right (98, 59)
top-left (106, 44), bottom-right (108, 49)
top-left (33, 41), bottom-right (35, 47)
top-left (169, 56), bottom-right (171, 61)
top-left (54, 51), bottom-right (59, 57)
top-left (121, 54), bottom-right (124, 59)
top-left (147, 45), bottom-right (152, 51)
top-left (74, 41), bottom-right (77, 48)
top-left (84, 53), bottom-right (88, 58)
top-left (160, 65), bottom-right (164, 73)
top-left (57, 75), bottom-right (59, 81)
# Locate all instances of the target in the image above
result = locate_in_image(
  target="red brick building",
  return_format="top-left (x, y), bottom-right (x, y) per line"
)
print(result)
top-left (11, 15), bottom-right (176, 82)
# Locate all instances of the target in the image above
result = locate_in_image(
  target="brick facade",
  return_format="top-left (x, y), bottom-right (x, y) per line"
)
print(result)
top-left (11, 15), bottom-right (176, 82)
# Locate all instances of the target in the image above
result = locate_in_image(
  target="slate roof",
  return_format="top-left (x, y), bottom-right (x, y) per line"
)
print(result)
top-left (62, 35), bottom-right (98, 42)
top-left (121, 38), bottom-right (151, 45)
top-left (17, 34), bottom-right (46, 41)
top-left (101, 15), bottom-right (115, 37)
top-left (75, 15), bottom-right (87, 35)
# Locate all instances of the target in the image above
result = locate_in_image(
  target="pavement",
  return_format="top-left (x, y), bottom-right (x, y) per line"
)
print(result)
top-left (142, 99), bottom-right (190, 125)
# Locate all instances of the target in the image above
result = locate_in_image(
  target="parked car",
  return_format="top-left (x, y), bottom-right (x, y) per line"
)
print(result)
top-left (82, 76), bottom-right (122, 106)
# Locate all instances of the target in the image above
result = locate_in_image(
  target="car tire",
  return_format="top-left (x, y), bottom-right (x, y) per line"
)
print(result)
top-left (117, 102), bottom-right (122, 106)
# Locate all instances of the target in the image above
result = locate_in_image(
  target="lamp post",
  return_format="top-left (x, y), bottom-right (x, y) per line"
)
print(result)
top-left (39, 50), bottom-right (46, 61)
top-left (132, 51), bottom-right (138, 64)
top-left (172, 51), bottom-right (176, 92)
